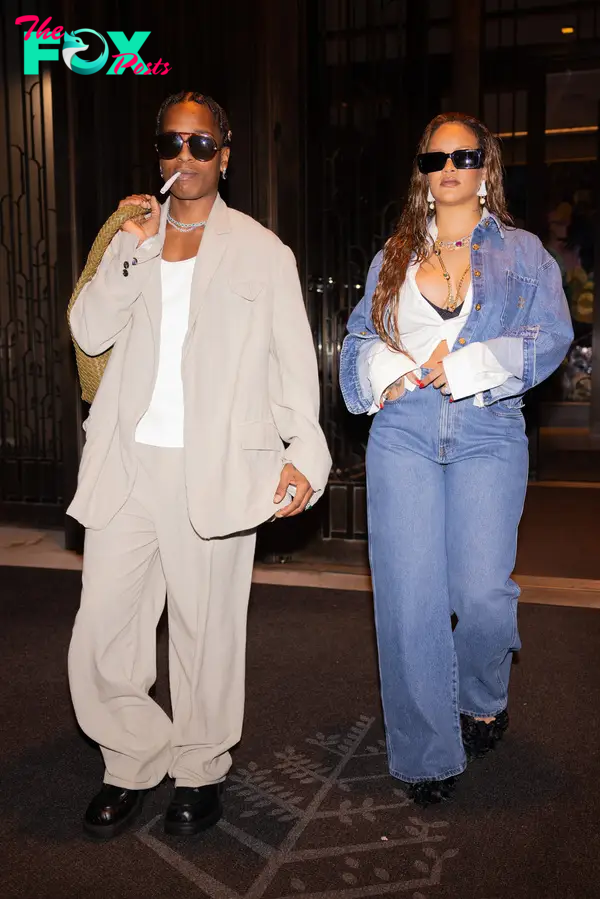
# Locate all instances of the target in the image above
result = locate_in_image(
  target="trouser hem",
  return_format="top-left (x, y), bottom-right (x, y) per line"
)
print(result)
top-left (459, 704), bottom-right (507, 718)
top-left (389, 761), bottom-right (466, 784)
top-left (103, 773), bottom-right (164, 791)
top-left (173, 776), bottom-right (227, 789)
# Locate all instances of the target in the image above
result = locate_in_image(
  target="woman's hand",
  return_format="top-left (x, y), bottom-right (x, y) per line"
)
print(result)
top-left (118, 194), bottom-right (160, 245)
top-left (382, 369), bottom-right (426, 405)
top-left (405, 371), bottom-right (424, 388)
top-left (420, 361), bottom-right (452, 397)
top-left (382, 377), bottom-right (406, 403)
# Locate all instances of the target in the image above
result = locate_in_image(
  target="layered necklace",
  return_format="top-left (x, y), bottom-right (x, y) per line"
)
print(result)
top-left (167, 212), bottom-right (207, 233)
top-left (433, 233), bottom-right (472, 312)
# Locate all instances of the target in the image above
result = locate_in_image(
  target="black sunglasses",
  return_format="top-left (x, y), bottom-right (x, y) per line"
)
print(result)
top-left (155, 131), bottom-right (226, 162)
top-left (417, 149), bottom-right (484, 175)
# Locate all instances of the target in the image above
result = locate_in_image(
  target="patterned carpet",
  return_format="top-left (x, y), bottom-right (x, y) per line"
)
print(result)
top-left (1, 567), bottom-right (599, 899)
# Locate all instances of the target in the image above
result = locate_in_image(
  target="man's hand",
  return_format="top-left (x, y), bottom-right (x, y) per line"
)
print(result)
top-left (119, 194), bottom-right (160, 245)
top-left (273, 463), bottom-right (314, 518)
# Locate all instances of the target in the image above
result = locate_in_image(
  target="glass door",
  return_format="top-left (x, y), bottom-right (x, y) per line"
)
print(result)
top-left (536, 68), bottom-right (600, 480)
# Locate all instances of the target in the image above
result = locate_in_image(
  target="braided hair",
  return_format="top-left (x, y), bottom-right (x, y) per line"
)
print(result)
top-left (156, 91), bottom-right (232, 145)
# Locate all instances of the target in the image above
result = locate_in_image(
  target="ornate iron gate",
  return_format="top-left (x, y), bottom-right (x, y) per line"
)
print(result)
top-left (305, 0), bottom-right (437, 539)
top-left (0, 7), bottom-right (64, 523)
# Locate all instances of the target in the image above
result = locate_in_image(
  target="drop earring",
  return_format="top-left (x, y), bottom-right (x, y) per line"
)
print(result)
top-left (221, 169), bottom-right (228, 180)
top-left (477, 179), bottom-right (487, 207)
top-left (427, 187), bottom-right (435, 212)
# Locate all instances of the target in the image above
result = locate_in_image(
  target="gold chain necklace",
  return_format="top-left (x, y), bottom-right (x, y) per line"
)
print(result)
top-left (433, 248), bottom-right (470, 312)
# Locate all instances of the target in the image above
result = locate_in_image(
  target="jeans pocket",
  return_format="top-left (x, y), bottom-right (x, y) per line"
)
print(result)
top-left (489, 399), bottom-right (525, 418)
top-left (384, 376), bottom-right (415, 405)
top-left (384, 389), bottom-right (408, 406)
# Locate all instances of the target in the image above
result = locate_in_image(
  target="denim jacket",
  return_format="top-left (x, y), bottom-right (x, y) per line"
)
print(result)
top-left (339, 213), bottom-right (574, 415)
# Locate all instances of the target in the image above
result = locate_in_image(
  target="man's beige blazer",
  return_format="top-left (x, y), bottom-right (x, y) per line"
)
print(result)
top-left (68, 193), bottom-right (332, 538)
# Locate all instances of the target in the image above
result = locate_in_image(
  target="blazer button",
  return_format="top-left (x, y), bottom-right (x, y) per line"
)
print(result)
top-left (459, 337), bottom-right (466, 345)
top-left (122, 269), bottom-right (129, 277)
top-left (123, 261), bottom-right (129, 269)
top-left (474, 270), bottom-right (481, 277)
top-left (472, 243), bottom-right (480, 251)
top-left (475, 303), bottom-right (481, 311)
top-left (132, 257), bottom-right (138, 265)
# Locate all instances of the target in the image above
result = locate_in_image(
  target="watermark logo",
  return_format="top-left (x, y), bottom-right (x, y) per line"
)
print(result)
top-left (15, 16), bottom-right (171, 75)
top-left (62, 30), bottom-right (108, 75)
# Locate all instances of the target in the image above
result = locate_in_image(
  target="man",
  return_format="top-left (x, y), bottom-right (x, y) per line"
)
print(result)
top-left (67, 91), bottom-right (331, 839)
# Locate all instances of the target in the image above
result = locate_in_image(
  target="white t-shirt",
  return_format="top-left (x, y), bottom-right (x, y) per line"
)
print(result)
top-left (135, 257), bottom-right (195, 447)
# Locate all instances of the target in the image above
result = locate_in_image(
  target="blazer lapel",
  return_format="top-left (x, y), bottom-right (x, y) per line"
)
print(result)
top-left (143, 193), bottom-right (230, 346)
top-left (187, 193), bottom-right (231, 331)
top-left (141, 197), bottom-right (170, 347)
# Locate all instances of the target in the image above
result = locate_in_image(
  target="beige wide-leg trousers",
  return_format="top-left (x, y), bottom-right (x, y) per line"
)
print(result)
top-left (68, 443), bottom-right (256, 790)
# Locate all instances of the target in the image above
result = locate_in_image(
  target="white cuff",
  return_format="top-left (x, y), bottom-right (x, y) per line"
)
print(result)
top-left (443, 342), bottom-right (513, 401)
top-left (366, 342), bottom-right (419, 409)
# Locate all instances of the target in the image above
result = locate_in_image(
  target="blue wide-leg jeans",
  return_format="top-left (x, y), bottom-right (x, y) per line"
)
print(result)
top-left (366, 378), bottom-right (529, 783)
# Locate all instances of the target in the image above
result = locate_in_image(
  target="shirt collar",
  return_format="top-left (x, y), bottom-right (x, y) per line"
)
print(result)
top-left (479, 208), bottom-right (505, 238)
top-left (427, 207), bottom-right (505, 242)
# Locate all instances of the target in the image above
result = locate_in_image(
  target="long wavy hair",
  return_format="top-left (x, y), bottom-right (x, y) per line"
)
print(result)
top-left (371, 112), bottom-right (514, 353)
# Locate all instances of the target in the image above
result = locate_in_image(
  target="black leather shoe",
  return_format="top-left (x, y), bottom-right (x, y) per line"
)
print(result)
top-left (164, 783), bottom-right (223, 836)
top-left (461, 709), bottom-right (509, 760)
top-left (83, 784), bottom-right (147, 839)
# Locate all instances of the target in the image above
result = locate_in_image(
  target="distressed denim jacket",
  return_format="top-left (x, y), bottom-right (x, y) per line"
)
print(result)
top-left (339, 212), bottom-right (574, 415)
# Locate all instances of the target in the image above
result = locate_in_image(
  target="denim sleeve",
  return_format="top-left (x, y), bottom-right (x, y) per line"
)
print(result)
top-left (481, 253), bottom-right (573, 405)
top-left (339, 251), bottom-right (384, 414)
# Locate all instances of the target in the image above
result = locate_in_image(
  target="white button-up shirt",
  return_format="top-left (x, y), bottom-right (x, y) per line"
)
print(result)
top-left (362, 219), bottom-right (514, 413)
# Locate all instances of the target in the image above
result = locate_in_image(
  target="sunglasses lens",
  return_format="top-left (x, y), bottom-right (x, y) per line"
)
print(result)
top-left (453, 149), bottom-right (483, 169)
top-left (417, 152), bottom-right (447, 174)
top-left (189, 134), bottom-right (219, 161)
top-left (155, 132), bottom-right (182, 159)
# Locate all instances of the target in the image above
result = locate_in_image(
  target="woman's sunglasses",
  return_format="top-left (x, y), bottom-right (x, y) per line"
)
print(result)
top-left (417, 149), bottom-right (484, 174)
top-left (155, 131), bottom-right (226, 162)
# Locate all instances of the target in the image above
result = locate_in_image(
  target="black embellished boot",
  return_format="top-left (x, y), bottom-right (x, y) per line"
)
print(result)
top-left (405, 776), bottom-right (457, 808)
top-left (461, 709), bottom-right (509, 760)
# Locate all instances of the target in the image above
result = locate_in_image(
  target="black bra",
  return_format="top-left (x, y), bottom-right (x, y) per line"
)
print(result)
top-left (421, 294), bottom-right (464, 320)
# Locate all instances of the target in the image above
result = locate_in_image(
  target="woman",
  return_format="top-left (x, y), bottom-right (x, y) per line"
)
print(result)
top-left (67, 91), bottom-right (331, 838)
top-left (339, 113), bottom-right (573, 805)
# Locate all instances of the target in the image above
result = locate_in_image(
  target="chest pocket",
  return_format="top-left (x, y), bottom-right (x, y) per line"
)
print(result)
top-left (500, 271), bottom-right (539, 330)
top-left (230, 278), bottom-right (266, 302)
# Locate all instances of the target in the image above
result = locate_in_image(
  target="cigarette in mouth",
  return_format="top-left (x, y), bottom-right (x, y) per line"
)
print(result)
top-left (160, 171), bottom-right (181, 194)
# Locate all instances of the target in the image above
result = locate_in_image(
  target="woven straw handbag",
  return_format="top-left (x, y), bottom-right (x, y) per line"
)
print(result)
top-left (67, 204), bottom-right (151, 404)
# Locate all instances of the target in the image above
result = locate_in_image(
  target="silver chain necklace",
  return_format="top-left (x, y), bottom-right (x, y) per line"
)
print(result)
top-left (167, 212), bottom-right (207, 232)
